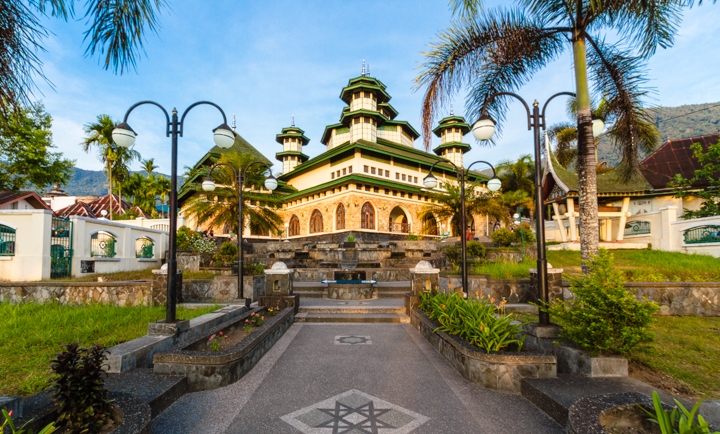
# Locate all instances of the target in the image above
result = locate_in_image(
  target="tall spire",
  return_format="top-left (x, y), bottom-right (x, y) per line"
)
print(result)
top-left (366, 63), bottom-right (370, 76)
top-left (450, 104), bottom-right (454, 116)
top-left (232, 113), bottom-right (236, 131)
top-left (291, 114), bottom-right (295, 127)
top-left (361, 59), bottom-right (366, 76)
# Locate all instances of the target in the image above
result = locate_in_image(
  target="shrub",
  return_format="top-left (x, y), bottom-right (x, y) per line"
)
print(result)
top-left (406, 233), bottom-right (420, 241)
top-left (176, 226), bottom-right (201, 251)
top-left (190, 237), bottom-right (217, 253)
top-left (346, 233), bottom-right (356, 242)
top-left (540, 250), bottom-right (659, 356)
top-left (418, 291), bottom-right (525, 353)
top-left (466, 241), bottom-right (486, 258)
top-left (491, 228), bottom-right (515, 247)
top-left (442, 244), bottom-right (462, 269)
top-left (243, 260), bottom-right (265, 275)
top-left (212, 241), bottom-right (238, 267)
top-left (49, 343), bottom-right (113, 434)
top-left (514, 222), bottom-right (536, 243)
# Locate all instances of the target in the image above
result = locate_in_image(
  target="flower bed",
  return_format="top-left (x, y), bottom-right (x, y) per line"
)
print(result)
top-left (410, 308), bottom-right (556, 393)
top-left (153, 307), bottom-right (293, 391)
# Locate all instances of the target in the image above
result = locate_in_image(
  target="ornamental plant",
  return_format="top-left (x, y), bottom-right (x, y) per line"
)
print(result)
top-left (212, 241), bottom-right (238, 267)
top-left (491, 228), bottom-right (515, 247)
top-left (1, 409), bottom-right (56, 434)
top-left (418, 291), bottom-right (525, 353)
top-left (642, 391), bottom-right (720, 434)
top-left (267, 307), bottom-right (279, 317)
top-left (48, 343), bottom-right (113, 434)
top-left (190, 237), bottom-right (217, 254)
top-left (176, 226), bottom-right (201, 251)
top-left (207, 332), bottom-right (227, 352)
top-left (346, 233), bottom-right (356, 243)
top-left (540, 250), bottom-right (659, 356)
top-left (513, 222), bottom-right (536, 243)
top-left (466, 241), bottom-right (486, 258)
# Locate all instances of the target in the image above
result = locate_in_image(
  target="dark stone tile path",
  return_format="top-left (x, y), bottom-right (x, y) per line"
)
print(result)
top-left (152, 323), bottom-right (563, 434)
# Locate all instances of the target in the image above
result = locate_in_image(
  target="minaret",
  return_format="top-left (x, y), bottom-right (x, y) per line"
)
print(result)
top-left (432, 113), bottom-right (471, 167)
top-left (275, 116), bottom-right (309, 174)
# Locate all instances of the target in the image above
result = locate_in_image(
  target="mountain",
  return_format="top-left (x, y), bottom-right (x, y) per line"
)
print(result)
top-left (61, 168), bottom-right (173, 196)
top-left (597, 102), bottom-right (720, 166)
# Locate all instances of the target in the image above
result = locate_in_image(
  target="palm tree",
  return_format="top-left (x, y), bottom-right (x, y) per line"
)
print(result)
top-left (416, 0), bottom-right (687, 268)
top-left (496, 154), bottom-right (535, 200)
top-left (183, 152), bottom-right (282, 236)
top-left (1, 0), bottom-right (166, 116)
top-left (111, 145), bottom-right (141, 209)
top-left (142, 158), bottom-right (159, 178)
top-left (154, 176), bottom-right (171, 218)
top-left (418, 181), bottom-right (506, 236)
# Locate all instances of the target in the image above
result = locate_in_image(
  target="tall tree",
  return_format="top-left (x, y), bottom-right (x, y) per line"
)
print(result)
top-left (142, 158), bottom-right (158, 178)
top-left (0, 101), bottom-right (73, 191)
top-left (418, 181), bottom-right (506, 236)
top-left (0, 0), bottom-right (166, 116)
top-left (183, 152), bottom-right (282, 236)
top-left (154, 175), bottom-right (171, 218)
top-left (416, 0), bottom-right (690, 269)
top-left (496, 154), bottom-right (535, 200)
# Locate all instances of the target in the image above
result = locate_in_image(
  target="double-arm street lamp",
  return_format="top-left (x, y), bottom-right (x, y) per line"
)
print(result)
top-left (201, 162), bottom-right (278, 304)
top-left (112, 101), bottom-right (235, 322)
top-left (471, 92), bottom-right (605, 325)
top-left (423, 159), bottom-right (502, 297)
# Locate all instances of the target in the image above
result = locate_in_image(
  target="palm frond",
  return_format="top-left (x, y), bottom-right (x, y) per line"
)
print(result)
top-left (415, 8), bottom-right (566, 150)
top-left (586, 36), bottom-right (660, 180)
top-left (449, 0), bottom-right (484, 20)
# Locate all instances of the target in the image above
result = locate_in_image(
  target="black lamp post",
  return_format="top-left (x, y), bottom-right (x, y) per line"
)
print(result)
top-left (423, 159), bottom-right (502, 297)
top-left (202, 161), bottom-right (277, 303)
top-left (471, 91), bottom-right (605, 325)
top-left (112, 101), bottom-right (235, 322)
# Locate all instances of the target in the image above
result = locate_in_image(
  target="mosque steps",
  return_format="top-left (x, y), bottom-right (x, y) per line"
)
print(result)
top-left (294, 312), bottom-right (410, 324)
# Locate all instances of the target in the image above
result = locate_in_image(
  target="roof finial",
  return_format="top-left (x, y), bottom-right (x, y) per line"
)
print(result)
top-left (366, 63), bottom-right (370, 76)
top-left (450, 104), bottom-right (454, 116)
top-left (232, 113), bottom-right (236, 131)
top-left (362, 59), bottom-right (366, 76)
top-left (291, 114), bottom-right (295, 127)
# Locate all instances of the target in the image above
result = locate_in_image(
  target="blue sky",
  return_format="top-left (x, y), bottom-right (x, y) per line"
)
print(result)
top-left (32, 1), bottom-right (720, 177)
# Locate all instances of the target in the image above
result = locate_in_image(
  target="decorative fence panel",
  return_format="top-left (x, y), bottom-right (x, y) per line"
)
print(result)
top-left (624, 220), bottom-right (651, 237)
top-left (683, 225), bottom-right (720, 244)
top-left (51, 216), bottom-right (73, 279)
top-left (0, 224), bottom-right (15, 256)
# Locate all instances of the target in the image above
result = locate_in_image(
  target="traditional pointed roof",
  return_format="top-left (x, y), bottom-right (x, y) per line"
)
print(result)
top-left (0, 191), bottom-right (52, 210)
top-left (640, 133), bottom-right (720, 191)
top-left (55, 194), bottom-right (150, 219)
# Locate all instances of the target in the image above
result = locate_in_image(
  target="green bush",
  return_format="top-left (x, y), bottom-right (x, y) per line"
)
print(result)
top-left (406, 233), bottom-right (420, 241)
top-left (514, 222), bottom-right (536, 243)
top-left (491, 228), bottom-right (515, 247)
top-left (442, 244), bottom-right (462, 269)
top-left (540, 250), bottom-right (659, 356)
top-left (243, 260), bottom-right (265, 276)
top-left (176, 226), bottom-right (201, 251)
top-left (190, 237), bottom-right (217, 254)
top-left (49, 343), bottom-right (113, 434)
top-left (212, 241), bottom-right (238, 267)
top-left (418, 292), bottom-right (525, 353)
top-left (346, 233), bottom-right (356, 242)
top-left (466, 241), bottom-right (486, 258)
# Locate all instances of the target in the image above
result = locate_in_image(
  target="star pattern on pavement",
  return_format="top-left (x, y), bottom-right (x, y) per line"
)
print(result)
top-left (316, 400), bottom-right (394, 433)
top-left (335, 335), bottom-right (372, 345)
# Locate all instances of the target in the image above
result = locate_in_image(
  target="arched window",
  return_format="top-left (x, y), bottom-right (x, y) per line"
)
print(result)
top-left (91, 231), bottom-right (117, 258)
top-left (135, 236), bottom-right (155, 259)
top-left (336, 204), bottom-right (346, 230)
top-left (423, 216), bottom-right (438, 236)
top-left (361, 202), bottom-right (375, 230)
top-left (289, 215), bottom-right (300, 236)
top-left (310, 210), bottom-right (323, 233)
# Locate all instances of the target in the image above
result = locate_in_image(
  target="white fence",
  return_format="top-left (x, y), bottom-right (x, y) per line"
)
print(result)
top-left (545, 206), bottom-right (720, 257)
top-left (0, 210), bottom-right (169, 281)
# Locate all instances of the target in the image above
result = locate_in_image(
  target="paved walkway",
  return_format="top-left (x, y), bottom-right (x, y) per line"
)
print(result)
top-left (152, 323), bottom-right (563, 434)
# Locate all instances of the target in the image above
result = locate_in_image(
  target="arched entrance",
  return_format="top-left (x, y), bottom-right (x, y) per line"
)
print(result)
top-left (422, 216), bottom-right (438, 236)
top-left (388, 206), bottom-right (409, 233)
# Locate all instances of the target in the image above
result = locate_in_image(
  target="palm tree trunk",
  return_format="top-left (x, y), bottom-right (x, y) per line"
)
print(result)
top-left (572, 33), bottom-right (600, 273)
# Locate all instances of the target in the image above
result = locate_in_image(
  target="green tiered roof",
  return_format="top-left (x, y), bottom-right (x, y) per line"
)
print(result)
top-left (339, 76), bottom-right (391, 104)
top-left (275, 126), bottom-right (310, 145)
top-left (432, 115), bottom-right (471, 136)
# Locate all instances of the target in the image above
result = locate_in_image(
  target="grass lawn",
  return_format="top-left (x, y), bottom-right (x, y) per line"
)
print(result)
top-left (546, 249), bottom-right (720, 282)
top-left (0, 302), bottom-right (219, 397)
top-left (630, 316), bottom-right (720, 399)
top-left (45, 268), bottom-right (218, 282)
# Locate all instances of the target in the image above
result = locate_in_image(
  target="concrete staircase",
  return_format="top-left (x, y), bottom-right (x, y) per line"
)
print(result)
top-left (293, 281), bottom-right (410, 299)
top-left (295, 298), bottom-right (410, 324)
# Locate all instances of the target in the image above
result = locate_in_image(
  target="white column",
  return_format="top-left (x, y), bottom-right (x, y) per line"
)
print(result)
top-left (566, 198), bottom-right (577, 242)
top-left (616, 197), bottom-right (631, 242)
top-left (552, 202), bottom-right (567, 242)
top-left (660, 206), bottom-right (678, 251)
top-left (605, 218), bottom-right (613, 242)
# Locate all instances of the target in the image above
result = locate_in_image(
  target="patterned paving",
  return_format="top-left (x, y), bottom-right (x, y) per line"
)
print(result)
top-left (334, 335), bottom-right (372, 345)
top-left (280, 389), bottom-right (429, 434)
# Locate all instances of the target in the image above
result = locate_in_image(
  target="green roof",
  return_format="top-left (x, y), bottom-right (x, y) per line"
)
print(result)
top-left (340, 76), bottom-right (391, 104)
top-left (545, 143), bottom-right (652, 196)
top-left (275, 128), bottom-right (310, 145)
top-left (339, 109), bottom-right (388, 125)
top-left (279, 174), bottom-right (426, 201)
top-left (432, 115), bottom-right (471, 136)
top-left (383, 120), bottom-right (420, 139)
top-left (433, 141), bottom-right (471, 155)
top-left (275, 150), bottom-right (309, 162)
top-left (377, 102), bottom-right (398, 119)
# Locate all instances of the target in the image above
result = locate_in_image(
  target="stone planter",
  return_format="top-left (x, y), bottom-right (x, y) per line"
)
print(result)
top-left (555, 344), bottom-right (628, 377)
top-left (153, 307), bottom-right (294, 391)
top-left (410, 309), bottom-right (556, 393)
top-left (567, 392), bottom-right (666, 434)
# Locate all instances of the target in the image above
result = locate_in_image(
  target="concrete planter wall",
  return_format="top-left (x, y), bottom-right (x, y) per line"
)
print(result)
top-left (554, 345), bottom-right (628, 377)
top-left (0, 281), bottom-right (152, 306)
top-left (153, 307), bottom-right (294, 391)
top-left (439, 274), bottom-right (530, 303)
top-left (410, 309), bottom-right (556, 393)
